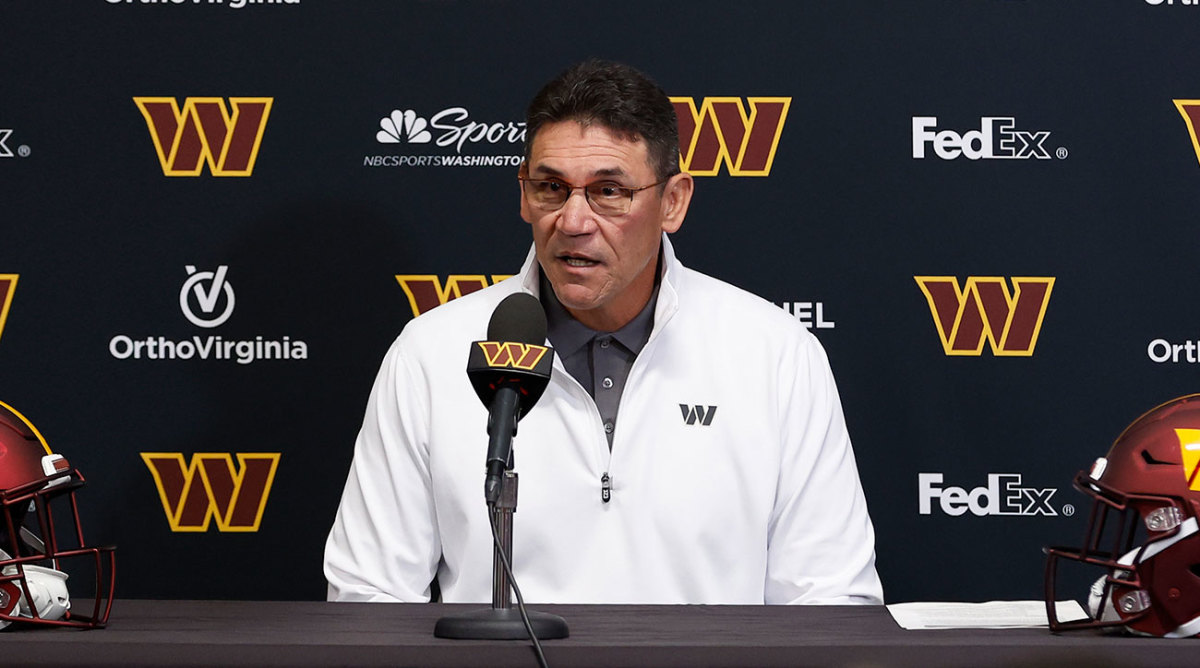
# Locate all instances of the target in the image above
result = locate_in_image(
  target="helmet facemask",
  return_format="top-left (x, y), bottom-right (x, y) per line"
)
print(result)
top-left (1047, 397), bottom-right (1200, 638)
top-left (0, 467), bottom-right (114, 629)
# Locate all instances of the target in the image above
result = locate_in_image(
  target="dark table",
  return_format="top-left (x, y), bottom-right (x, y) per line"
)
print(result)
top-left (0, 600), bottom-right (1189, 667)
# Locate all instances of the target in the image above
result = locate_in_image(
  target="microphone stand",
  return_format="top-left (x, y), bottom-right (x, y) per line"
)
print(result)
top-left (434, 469), bottom-right (570, 640)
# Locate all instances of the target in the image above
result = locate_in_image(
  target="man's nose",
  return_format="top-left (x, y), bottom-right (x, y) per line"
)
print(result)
top-left (557, 188), bottom-right (596, 235)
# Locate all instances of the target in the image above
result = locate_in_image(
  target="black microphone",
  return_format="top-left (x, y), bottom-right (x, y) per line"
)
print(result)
top-left (467, 293), bottom-right (554, 505)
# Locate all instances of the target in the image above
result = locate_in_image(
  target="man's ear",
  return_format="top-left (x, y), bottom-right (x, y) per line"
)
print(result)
top-left (659, 172), bottom-right (694, 234)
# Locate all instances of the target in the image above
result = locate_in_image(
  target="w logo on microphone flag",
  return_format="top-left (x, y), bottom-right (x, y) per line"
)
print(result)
top-left (476, 342), bottom-right (549, 371)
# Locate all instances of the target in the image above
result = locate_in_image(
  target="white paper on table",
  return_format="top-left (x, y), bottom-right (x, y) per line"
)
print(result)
top-left (886, 600), bottom-right (1089, 630)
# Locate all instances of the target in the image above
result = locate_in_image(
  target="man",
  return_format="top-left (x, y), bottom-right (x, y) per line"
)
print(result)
top-left (324, 60), bottom-right (883, 605)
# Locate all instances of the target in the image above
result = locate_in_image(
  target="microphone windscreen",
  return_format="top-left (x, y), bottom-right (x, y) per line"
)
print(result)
top-left (487, 293), bottom-right (547, 345)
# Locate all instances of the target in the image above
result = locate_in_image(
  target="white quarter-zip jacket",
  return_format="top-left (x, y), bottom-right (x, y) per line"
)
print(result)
top-left (324, 236), bottom-right (884, 605)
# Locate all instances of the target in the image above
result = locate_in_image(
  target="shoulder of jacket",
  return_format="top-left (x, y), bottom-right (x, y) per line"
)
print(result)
top-left (673, 267), bottom-right (817, 343)
top-left (394, 279), bottom-right (524, 352)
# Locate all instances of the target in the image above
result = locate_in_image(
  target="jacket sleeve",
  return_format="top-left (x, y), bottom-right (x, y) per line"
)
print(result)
top-left (764, 334), bottom-right (884, 605)
top-left (323, 336), bottom-right (441, 602)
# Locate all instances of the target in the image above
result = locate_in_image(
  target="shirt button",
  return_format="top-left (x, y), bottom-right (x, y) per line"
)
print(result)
top-left (600, 338), bottom-right (611, 349)
top-left (601, 377), bottom-right (614, 389)
top-left (604, 422), bottom-right (614, 434)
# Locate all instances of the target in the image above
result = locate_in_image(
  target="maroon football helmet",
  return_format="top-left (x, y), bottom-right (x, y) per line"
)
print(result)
top-left (1046, 394), bottom-right (1200, 637)
top-left (0, 401), bottom-right (114, 629)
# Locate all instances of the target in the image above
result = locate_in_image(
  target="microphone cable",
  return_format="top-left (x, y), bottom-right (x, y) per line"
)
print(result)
top-left (487, 502), bottom-right (550, 668)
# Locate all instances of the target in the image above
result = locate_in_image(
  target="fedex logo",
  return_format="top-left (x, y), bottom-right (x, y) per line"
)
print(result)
top-left (918, 473), bottom-right (1059, 517)
top-left (912, 117), bottom-right (1057, 160)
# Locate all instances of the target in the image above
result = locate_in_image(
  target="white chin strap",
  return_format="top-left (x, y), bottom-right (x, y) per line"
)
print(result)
top-left (0, 549), bottom-right (71, 629)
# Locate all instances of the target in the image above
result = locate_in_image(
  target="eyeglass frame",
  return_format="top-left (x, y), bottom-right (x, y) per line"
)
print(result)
top-left (518, 175), bottom-right (673, 216)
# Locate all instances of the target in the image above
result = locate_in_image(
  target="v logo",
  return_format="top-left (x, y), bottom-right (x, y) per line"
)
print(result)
top-left (187, 265), bottom-right (229, 314)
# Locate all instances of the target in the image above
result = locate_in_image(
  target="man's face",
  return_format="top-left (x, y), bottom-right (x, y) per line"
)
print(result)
top-left (520, 121), bottom-right (692, 332)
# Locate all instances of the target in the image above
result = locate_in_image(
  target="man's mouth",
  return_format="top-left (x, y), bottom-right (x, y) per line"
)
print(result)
top-left (561, 255), bottom-right (599, 267)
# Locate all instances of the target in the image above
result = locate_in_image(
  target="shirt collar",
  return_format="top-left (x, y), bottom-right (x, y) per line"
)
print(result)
top-left (518, 233), bottom-right (682, 345)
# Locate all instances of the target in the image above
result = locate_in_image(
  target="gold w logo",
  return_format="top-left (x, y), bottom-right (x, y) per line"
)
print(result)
top-left (141, 452), bottom-right (281, 532)
top-left (396, 274), bottom-right (511, 317)
top-left (915, 276), bottom-right (1055, 356)
top-left (0, 274), bottom-right (16, 345)
top-left (671, 97), bottom-right (790, 176)
top-left (477, 342), bottom-right (549, 370)
top-left (1176, 429), bottom-right (1200, 491)
top-left (133, 97), bottom-right (273, 176)
top-left (1174, 100), bottom-right (1200, 167)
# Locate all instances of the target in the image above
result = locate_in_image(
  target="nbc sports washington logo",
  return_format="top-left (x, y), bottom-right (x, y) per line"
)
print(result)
top-left (366, 105), bottom-right (526, 168)
top-left (915, 276), bottom-right (1054, 356)
top-left (134, 97), bottom-right (272, 176)
top-left (671, 97), bottom-right (790, 176)
top-left (141, 453), bottom-right (281, 532)
top-left (0, 274), bottom-right (16, 346)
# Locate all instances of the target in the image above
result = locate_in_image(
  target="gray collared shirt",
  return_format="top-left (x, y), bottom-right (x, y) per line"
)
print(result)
top-left (540, 273), bottom-right (657, 449)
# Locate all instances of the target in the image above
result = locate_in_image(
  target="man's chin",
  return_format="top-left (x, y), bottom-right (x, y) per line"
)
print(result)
top-left (554, 290), bottom-right (601, 314)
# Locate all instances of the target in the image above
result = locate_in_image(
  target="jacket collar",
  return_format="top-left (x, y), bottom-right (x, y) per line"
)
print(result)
top-left (517, 233), bottom-right (682, 342)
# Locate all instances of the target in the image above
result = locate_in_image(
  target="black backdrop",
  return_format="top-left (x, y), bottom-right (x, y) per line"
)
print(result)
top-left (3, 0), bottom-right (1198, 605)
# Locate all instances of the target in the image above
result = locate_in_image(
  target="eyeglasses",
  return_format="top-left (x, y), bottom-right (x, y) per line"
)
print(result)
top-left (519, 176), bottom-right (669, 216)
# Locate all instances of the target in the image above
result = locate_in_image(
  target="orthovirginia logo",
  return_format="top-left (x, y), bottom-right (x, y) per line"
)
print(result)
top-left (1147, 338), bottom-right (1200, 363)
top-left (671, 97), bottom-right (790, 176)
top-left (366, 107), bottom-right (525, 168)
top-left (134, 97), bottom-right (272, 176)
top-left (141, 452), bottom-right (281, 532)
top-left (396, 274), bottom-right (511, 317)
top-left (915, 276), bottom-right (1054, 356)
top-left (0, 275), bottom-right (16, 344)
top-left (109, 265), bottom-right (308, 364)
